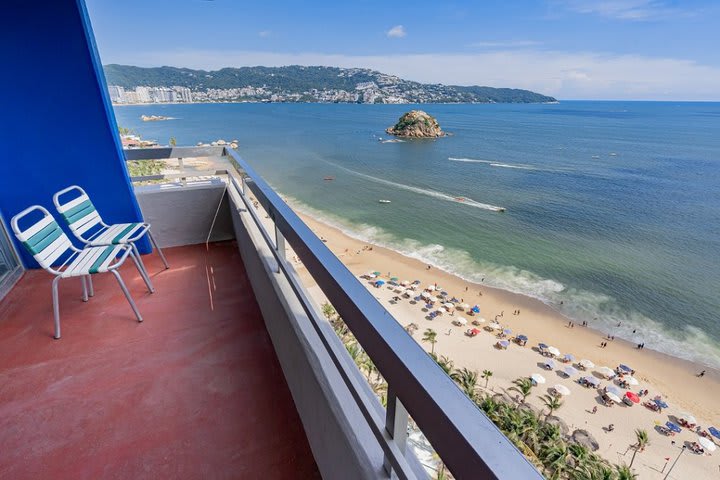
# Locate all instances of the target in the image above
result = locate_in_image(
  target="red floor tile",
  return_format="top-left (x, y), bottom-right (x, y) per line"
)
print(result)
top-left (0, 242), bottom-right (320, 479)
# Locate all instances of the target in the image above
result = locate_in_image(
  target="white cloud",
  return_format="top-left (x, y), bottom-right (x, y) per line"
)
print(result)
top-left (554, 0), bottom-right (690, 21)
top-left (258, 30), bottom-right (271, 38)
top-left (468, 40), bottom-right (541, 48)
top-left (108, 48), bottom-right (720, 101)
top-left (386, 25), bottom-right (406, 38)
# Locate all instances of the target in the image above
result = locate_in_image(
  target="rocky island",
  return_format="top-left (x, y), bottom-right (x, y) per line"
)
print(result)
top-left (386, 110), bottom-right (445, 138)
top-left (141, 115), bottom-right (172, 122)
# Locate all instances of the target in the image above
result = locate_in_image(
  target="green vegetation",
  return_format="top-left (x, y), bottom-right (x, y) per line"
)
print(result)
top-left (104, 64), bottom-right (557, 103)
top-left (422, 328), bottom-right (438, 354)
top-left (126, 160), bottom-right (165, 179)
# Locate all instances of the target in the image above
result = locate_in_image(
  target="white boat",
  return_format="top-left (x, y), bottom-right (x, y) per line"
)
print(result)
top-left (378, 199), bottom-right (391, 204)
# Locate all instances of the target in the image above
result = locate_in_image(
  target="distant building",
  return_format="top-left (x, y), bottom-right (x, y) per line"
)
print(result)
top-left (135, 86), bottom-right (152, 103)
top-left (108, 85), bottom-right (125, 103)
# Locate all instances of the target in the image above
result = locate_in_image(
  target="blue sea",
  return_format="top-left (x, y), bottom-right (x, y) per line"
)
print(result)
top-left (114, 101), bottom-right (720, 369)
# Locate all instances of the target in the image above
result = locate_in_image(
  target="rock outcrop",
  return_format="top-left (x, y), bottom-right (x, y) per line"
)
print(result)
top-left (386, 110), bottom-right (445, 138)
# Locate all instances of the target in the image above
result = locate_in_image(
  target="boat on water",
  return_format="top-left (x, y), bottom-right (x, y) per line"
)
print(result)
top-left (455, 197), bottom-right (466, 202)
top-left (609, 152), bottom-right (618, 156)
top-left (378, 200), bottom-right (391, 204)
top-left (323, 176), bottom-right (335, 181)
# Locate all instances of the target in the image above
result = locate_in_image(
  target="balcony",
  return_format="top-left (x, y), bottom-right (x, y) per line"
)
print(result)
top-left (0, 146), bottom-right (541, 479)
top-left (0, 240), bottom-right (320, 478)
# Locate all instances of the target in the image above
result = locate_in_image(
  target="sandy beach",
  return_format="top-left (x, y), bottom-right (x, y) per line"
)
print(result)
top-left (289, 207), bottom-right (720, 478)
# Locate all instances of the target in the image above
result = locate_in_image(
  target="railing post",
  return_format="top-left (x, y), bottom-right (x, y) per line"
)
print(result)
top-left (275, 223), bottom-right (286, 274)
top-left (178, 157), bottom-right (186, 186)
top-left (383, 386), bottom-right (409, 477)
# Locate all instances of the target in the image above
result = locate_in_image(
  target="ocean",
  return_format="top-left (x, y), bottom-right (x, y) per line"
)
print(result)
top-left (114, 101), bottom-right (720, 369)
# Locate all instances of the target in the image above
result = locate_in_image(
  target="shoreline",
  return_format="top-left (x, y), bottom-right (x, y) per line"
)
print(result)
top-left (291, 208), bottom-right (719, 421)
top-left (290, 206), bottom-right (720, 476)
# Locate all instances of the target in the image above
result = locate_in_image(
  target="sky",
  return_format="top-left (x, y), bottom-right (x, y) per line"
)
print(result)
top-left (85, 0), bottom-right (720, 100)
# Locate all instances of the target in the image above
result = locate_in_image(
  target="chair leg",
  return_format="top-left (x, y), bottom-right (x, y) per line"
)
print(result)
top-left (52, 276), bottom-right (62, 339)
top-left (148, 231), bottom-right (169, 269)
top-left (87, 275), bottom-right (94, 297)
top-left (81, 276), bottom-right (88, 302)
top-left (110, 270), bottom-right (143, 322)
top-left (129, 248), bottom-right (155, 293)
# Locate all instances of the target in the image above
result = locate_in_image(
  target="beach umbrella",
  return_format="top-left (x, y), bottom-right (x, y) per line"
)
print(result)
top-left (427, 285), bottom-right (436, 291)
top-left (597, 366), bottom-right (615, 378)
top-left (625, 391), bottom-right (640, 404)
top-left (498, 340), bottom-right (510, 348)
top-left (413, 280), bottom-right (421, 284)
top-left (563, 353), bottom-right (575, 362)
top-left (503, 328), bottom-right (512, 335)
top-left (443, 302), bottom-right (454, 309)
top-left (579, 359), bottom-right (595, 369)
top-left (618, 364), bottom-right (633, 374)
top-left (374, 280), bottom-right (385, 286)
top-left (531, 373), bottom-right (546, 385)
top-left (547, 346), bottom-right (561, 357)
top-left (372, 271), bottom-right (381, 276)
top-left (517, 334), bottom-right (528, 342)
top-left (471, 306), bottom-right (480, 313)
top-left (436, 307), bottom-right (446, 314)
top-left (454, 317), bottom-right (467, 326)
top-left (488, 322), bottom-right (502, 330)
top-left (709, 427), bottom-right (720, 440)
top-left (458, 303), bottom-right (470, 310)
top-left (544, 359), bottom-right (556, 369)
top-left (605, 392), bottom-right (622, 403)
top-left (563, 366), bottom-right (579, 377)
top-left (606, 385), bottom-right (622, 397)
top-left (666, 421), bottom-right (682, 433)
top-left (679, 412), bottom-right (697, 425)
top-left (553, 384), bottom-right (571, 396)
top-left (654, 399), bottom-right (669, 409)
top-left (390, 277), bottom-right (399, 282)
top-left (623, 376), bottom-right (639, 386)
top-left (474, 317), bottom-right (487, 323)
top-left (583, 376), bottom-right (601, 387)
top-left (401, 280), bottom-right (410, 286)
top-left (440, 291), bottom-right (448, 296)
top-left (697, 436), bottom-right (717, 452)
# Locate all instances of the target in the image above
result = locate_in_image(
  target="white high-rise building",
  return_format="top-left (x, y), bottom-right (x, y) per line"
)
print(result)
top-left (107, 85), bottom-right (125, 103)
top-left (135, 86), bottom-right (152, 103)
top-left (173, 86), bottom-right (192, 103)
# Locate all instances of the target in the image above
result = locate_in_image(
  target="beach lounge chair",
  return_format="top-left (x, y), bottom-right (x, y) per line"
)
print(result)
top-left (52, 185), bottom-right (169, 273)
top-left (11, 205), bottom-right (154, 339)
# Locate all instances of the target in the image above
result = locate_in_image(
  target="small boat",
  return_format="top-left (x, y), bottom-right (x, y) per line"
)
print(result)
top-left (378, 199), bottom-right (391, 204)
top-left (323, 176), bottom-right (335, 181)
top-left (609, 152), bottom-right (618, 156)
top-left (591, 155), bottom-right (600, 159)
top-left (455, 197), bottom-right (466, 202)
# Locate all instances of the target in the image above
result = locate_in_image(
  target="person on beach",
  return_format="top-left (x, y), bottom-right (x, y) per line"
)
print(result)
top-left (698, 370), bottom-right (706, 377)
top-left (592, 406), bottom-right (598, 414)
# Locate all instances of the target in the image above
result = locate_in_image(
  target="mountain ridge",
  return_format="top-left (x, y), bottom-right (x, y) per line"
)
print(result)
top-left (104, 64), bottom-right (557, 104)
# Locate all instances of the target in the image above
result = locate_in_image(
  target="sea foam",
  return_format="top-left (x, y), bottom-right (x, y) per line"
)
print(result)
top-left (285, 196), bottom-right (720, 369)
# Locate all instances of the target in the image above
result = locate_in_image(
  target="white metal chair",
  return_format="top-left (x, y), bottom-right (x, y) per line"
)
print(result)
top-left (52, 185), bottom-right (169, 273)
top-left (11, 205), bottom-right (154, 339)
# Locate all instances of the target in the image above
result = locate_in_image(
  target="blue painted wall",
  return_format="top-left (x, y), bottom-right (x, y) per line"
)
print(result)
top-left (0, 0), bottom-right (148, 268)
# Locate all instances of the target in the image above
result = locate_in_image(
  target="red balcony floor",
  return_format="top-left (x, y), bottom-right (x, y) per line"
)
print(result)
top-left (0, 241), bottom-right (320, 479)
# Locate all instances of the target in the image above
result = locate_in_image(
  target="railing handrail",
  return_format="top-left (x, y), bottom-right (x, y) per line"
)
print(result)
top-left (123, 146), bottom-right (542, 479)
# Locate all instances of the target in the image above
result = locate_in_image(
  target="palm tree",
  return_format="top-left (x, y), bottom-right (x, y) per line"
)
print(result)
top-left (345, 342), bottom-right (362, 363)
top-left (615, 464), bottom-right (637, 480)
top-left (540, 393), bottom-right (564, 418)
top-left (321, 302), bottom-right (337, 320)
top-left (541, 439), bottom-right (570, 479)
top-left (360, 355), bottom-right (377, 383)
top-left (628, 429), bottom-right (649, 468)
top-left (435, 355), bottom-right (454, 375)
top-left (169, 136), bottom-right (177, 147)
top-left (481, 369), bottom-right (493, 389)
top-left (422, 328), bottom-right (438, 355)
top-left (451, 367), bottom-right (479, 399)
top-left (509, 377), bottom-right (534, 406)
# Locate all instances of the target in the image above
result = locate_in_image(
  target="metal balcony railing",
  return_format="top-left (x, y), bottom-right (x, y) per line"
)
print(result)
top-left (124, 146), bottom-right (542, 480)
